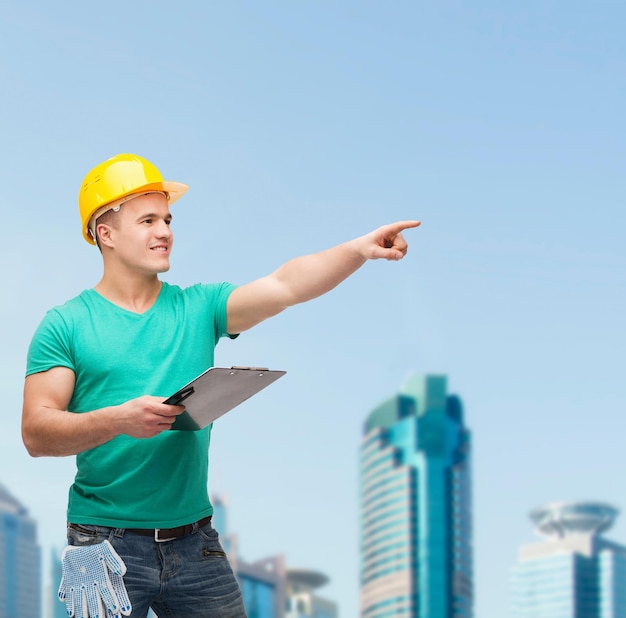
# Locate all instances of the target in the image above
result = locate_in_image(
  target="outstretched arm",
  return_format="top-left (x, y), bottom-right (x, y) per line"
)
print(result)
top-left (226, 220), bottom-right (420, 334)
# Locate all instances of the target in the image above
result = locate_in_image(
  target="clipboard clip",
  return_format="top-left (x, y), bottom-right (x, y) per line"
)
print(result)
top-left (164, 385), bottom-right (195, 406)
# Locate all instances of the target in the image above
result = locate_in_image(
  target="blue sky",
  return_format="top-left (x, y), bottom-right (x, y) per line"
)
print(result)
top-left (1, 1), bottom-right (625, 615)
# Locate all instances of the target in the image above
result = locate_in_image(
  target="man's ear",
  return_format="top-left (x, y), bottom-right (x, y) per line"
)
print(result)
top-left (97, 224), bottom-right (115, 248)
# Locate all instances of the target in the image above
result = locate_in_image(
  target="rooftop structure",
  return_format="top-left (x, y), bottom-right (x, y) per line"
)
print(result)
top-left (530, 501), bottom-right (618, 539)
top-left (287, 568), bottom-right (329, 589)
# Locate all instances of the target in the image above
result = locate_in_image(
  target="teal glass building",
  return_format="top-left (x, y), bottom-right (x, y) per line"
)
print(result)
top-left (359, 374), bottom-right (473, 618)
top-left (511, 502), bottom-right (626, 618)
top-left (0, 483), bottom-right (41, 618)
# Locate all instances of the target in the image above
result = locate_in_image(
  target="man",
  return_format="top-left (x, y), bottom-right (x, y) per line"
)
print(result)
top-left (22, 153), bottom-right (419, 617)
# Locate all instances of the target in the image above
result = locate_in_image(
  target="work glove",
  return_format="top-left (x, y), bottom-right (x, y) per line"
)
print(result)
top-left (58, 540), bottom-right (132, 618)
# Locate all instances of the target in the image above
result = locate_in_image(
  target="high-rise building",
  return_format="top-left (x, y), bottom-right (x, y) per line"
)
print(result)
top-left (286, 569), bottom-right (338, 618)
top-left (359, 374), bottom-right (473, 618)
top-left (511, 501), bottom-right (626, 618)
top-left (0, 483), bottom-right (41, 618)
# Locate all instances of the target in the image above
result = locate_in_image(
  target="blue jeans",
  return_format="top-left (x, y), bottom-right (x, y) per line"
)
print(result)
top-left (66, 520), bottom-right (247, 617)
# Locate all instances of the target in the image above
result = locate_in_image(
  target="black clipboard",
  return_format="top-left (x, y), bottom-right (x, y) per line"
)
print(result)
top-left (163, 366), bottom-right (286, 431)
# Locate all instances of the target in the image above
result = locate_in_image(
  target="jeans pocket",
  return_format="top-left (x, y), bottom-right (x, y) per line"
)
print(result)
top-left (198, 524), bottom-right (227, 557)
top-left (67, 524), bottom-right (107, 547)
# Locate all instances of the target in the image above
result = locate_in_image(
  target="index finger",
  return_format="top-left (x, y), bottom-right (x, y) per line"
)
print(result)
top-left (384, 220), bottom-right (421, 234)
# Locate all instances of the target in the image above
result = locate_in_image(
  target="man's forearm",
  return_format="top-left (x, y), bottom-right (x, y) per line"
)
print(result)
top-left (273, 239), bottom-right (367, 306)
top-left (22, 406), bottom-right (120, 457)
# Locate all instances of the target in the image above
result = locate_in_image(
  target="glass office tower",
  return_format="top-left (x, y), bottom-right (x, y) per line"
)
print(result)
top-left (511, 502), bottom-right (626, 618)
top-left (359, 374), bottom-right (473, 618)
top-left (0, 483), bottom-right (41, 618)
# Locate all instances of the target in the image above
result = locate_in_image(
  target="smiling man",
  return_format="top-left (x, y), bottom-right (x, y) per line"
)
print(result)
top-left (21, 153), bottom-right (420, 618)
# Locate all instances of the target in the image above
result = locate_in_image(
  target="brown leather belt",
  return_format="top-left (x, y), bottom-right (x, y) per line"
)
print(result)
top-left (69, 515), bottom-right (212, 543)
top-left (129, 515), bottom-right (213, 542)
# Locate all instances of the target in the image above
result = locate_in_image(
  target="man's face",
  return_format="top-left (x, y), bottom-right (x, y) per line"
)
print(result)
top-left (101, 193), bottom-right (174, 275)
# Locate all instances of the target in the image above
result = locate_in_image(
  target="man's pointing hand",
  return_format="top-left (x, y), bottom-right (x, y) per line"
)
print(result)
top-left (359, 220), bottom-right (421, 261)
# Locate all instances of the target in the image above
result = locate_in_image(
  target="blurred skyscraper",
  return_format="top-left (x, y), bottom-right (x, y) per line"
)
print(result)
top-left (212, 494), bottom-right (338, 618)
top-left (48, 547), bottom-right (65, 618)
top-left (511, 501), bottom-right (626, 617)
top-left (212, 494), bottom-right (286, 617)
top-left (0, 483), bottom-right (41, 618)
top-left (285, 569), bottom-right (338, 618)
top-left (359, 374), bottom-right (473, 618)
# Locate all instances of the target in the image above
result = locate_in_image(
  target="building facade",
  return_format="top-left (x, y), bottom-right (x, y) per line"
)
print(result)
top-left (286, 569), bottom-right (338, 618)
top-left (511, 501), bottom-right (626, 618)
top-left (359, 374), bottom-right (473, 618)
top-left (0, 483), bottom-right (41, 618)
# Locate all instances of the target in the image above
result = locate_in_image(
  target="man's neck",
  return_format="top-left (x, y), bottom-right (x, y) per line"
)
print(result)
top-left (94, 273), bottom-right (163, 314)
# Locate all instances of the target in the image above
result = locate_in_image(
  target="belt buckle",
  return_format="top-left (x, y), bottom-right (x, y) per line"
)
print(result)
top-left (154, 528), bottom-right (176, 543)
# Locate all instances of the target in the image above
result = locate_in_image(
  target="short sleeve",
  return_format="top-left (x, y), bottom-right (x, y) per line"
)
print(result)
top-left (26, 309), bottom-right (75, 376)
top-left (187, 282), bottom-right (238, 341)
top-left (214, 282), bottom-right (238, 340)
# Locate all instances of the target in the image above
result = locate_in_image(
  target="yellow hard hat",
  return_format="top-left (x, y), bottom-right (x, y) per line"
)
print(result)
top-left (78, 153), bottom-right (189, 245)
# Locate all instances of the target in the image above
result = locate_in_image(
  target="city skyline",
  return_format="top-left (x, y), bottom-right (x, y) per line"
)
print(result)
top-left (7, 478), bottom-right (626, 616)
top-left (3, 390), bottom-right (626, 617)
top-left (1, 3), bottom-right (624, 616)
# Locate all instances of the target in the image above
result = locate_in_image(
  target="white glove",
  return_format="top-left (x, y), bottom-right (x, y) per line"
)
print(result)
top-left (58, 540), bottom-right (132, 618)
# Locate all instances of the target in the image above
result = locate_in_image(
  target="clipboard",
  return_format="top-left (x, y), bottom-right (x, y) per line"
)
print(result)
top-left (163, 366), bottom-right (286, 431)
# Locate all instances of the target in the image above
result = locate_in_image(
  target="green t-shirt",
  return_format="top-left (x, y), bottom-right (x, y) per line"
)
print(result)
top-left (26, 281), bottom-right (237, 528)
